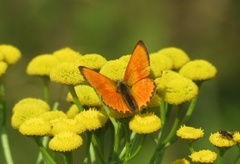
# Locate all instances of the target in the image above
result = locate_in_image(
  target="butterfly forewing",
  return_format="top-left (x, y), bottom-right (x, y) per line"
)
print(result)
top-left (124, 40), bottom-right (150, 86)
top-left (79, 66), bottom-right (132, 113)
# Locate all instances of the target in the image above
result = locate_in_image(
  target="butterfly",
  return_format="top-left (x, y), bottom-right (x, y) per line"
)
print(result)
top-left (79, 40), bottom-right (156, 113)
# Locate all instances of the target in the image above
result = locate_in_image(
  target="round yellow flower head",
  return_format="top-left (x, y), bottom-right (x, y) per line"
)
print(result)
top-left (0, 52), bottom-right (4, 61)
top-left (171, 158), bottom-right (190, 164)
top-left (150, 52), bottom-right (173, 78)
top-left (189, 150), bottom-right (217, 163)
top-left (0, 44), bottom-right (21, 64)
top-left (66, 85), bottom-right (102, 107)
top-left (129, 113), bottom-right (161, 134)
top-left (179, 60), bottom-right (217, 81)
top-left (19, 117), bottom-right (51, 136)
top-left (118, 54), bottom-right (131, 62)
top-left (74, 108), bottom-right (107, 131)
top-left (0, 61), bottom-right (8, 76)
top-left (209, 131), bottom-right (236, 148)
top-left (50, 62), bottom-right (84, 85)
top-left (49, 131), bottom-right (83, 152)
top-left (233, 131), bottom-right (240, 143)
top-left (76, 54), bottom-right (107, 70)
top-left (39, 110), bottom-right (67, 122)
top-left (100, 59), bottom-right (128, 81)
top-left (27, 54), bottom-right (59, 76)
top-left (67, 104), bottom-right (80, 118)
top-left (11, 98), bottom-right (50, 129)
top-left (50, 117), bottom-right (86, 136)
top-left (155, 70), bottom-right (183, 94)
top-left (53, 47), bottom-right (81, 63)
top-left (177, 125), bottom-right (204, 141)
top-left (158, 47), bottom-right (190, 69)
top-left (160, 77), bottom-right (198, 105)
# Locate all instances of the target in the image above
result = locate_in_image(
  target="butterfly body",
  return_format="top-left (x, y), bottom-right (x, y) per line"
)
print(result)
top-left (79, 41), bottom-right (155, 113)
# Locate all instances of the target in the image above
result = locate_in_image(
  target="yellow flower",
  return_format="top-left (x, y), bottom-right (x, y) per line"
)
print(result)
top-left (0, 44), bottom-right (21, 64)
top-left (0, 61), bottom-right (8, 76)
top-left (50, 118), bottom-right (86, 136)
top-left (66, 104), bottom-right (80, 118)
top-left (100, 59), bottom-right (127, 81)
top-left (53, 47), bottom-right (81, 63)
top-left (49, 131), bottom-right (83, 152)
top-left (129, 113), bottom-right (161, 134)
top-left (209, 131), bottom-right (236, 148)
top-left (158, 47), bottom-right (190, 69)
top-left (171, 158), bottom-right (190, 164)
top-left (155, 70), bottom-right (183, 94)
top-left (11, 98), bottom-right (50, 129)
top-left (179, 60), bottom-right (217, 81)
top-left (19, 117), bottom-right (51, 136)
top-left (118, 54), bottom-right (131, 62)
top-left (189, 150), bottom-right (217, 163)
top-left (158, 75), bottom-right (198, 105)
top-left (233, 132), bottom-right (240, 143)
top-left (39, 110), bottom-right (67, 121)
top-left (50, 62), bottom-right (84, 85)
top-left (66, 85), bottom-right (102, 107)
top-left (74, 109), bottom-right (107, 131)
top-left (177, 125), bottom-right (204, 141)
top-left (150, 52), bottom-right (173, 78)
top-left (27, 54), bottom-right (59, 76)
top-left (0, 52), bottom-right (4, 61)
top-left (76, 54), bottom-right (107, 70)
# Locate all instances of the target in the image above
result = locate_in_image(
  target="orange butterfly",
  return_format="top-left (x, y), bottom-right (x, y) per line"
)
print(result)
top-left (79, 40), bottom-right (156, 113)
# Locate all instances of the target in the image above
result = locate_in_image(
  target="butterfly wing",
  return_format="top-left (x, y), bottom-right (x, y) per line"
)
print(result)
top-left (124, 40), bottom-right (150, 86)
top-left (130, 78), bottom-right (156, 110)
top-left (79, 66), bottom-right (131, 113)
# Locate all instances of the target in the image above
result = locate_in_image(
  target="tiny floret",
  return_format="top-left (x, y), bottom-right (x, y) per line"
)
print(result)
top-left (179, 59), bottom-right (217, 81)
top-left (233, 132), bottom-right (240, 143)
top-left (0, 44), bottom-right (21, 64)
top-left (27, 54), bottom-right (59, 76)
top-left (177, 125), bottom-right (204, 141)
top-left (49, 131), bottom-right (83, 152)
top-left (129, 113), bottom-right (161, 134)
top-left (189, 150), bottom-right (217, 163)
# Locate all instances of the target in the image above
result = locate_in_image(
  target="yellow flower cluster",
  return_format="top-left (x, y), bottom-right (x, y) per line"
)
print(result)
top-left (0, 44), bottom-right (21, 77)
top-left (11, 97), bottom-right (108, 152)
top-left (177, 125), bottom-right (204, 141)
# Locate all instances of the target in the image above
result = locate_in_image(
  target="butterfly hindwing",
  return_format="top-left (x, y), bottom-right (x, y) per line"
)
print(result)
top-left (130, 78), bottom-right (156, 110)
top-left (124, 40), bottom-right (150, 86)
top-left (79, 66), bottom-right (131, 113)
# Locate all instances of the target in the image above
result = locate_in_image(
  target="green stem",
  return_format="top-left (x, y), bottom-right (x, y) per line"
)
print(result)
top-left (188, 142), bottom-right (195, 153)
top-left (63, 152), bottom-right (73, 164)
top-left (180, 96), bottom-right (198, 125)
top-left (91, 133), bottom-right (106, 164)
top-left (83, 132), bottom-right (92, 164)
top-left (217, 149), bottom-right (226, 164)
top-left (67, 85), bottom-right (83, 112)
top-left (0, 78), bottom-right (13, 164)
top-left (150, 106), bottom-right (183, 164)
top-left (33, 137), bottom-right (56, 164)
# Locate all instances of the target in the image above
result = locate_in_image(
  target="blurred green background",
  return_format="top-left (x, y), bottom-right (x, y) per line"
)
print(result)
top-left (1, 0), bottom-right (240, 163)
